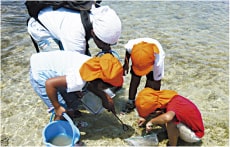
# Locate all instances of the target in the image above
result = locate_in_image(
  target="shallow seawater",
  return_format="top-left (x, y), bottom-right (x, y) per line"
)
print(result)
top-left (1, 1), bottom-right (229, 146)
top-left (124, 133), bottom-right (159, 146)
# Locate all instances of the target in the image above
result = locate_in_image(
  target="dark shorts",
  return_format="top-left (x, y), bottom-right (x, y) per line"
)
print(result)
top-left (131, 67), bottom-right (154, 81)
top-left (57, 87), bottom-right (82, 110)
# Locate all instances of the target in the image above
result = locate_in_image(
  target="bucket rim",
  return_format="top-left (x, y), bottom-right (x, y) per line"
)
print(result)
top-left (42, 115), bottom-right (80, 146)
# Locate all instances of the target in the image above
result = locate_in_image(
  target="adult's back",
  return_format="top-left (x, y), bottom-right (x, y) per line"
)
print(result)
top-left (26, 1), bottom-right (122, 54)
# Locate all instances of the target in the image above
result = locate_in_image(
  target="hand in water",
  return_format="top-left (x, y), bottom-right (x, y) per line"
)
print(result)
top-left (146, 121), bottom-right (154, 133)
top-left (102, 95), bottom-right (115, 113)
top-left (137, 117), bottom-right (146, 127)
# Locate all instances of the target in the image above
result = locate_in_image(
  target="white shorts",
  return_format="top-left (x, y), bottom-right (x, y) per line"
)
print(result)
top-left (177, 123), bottom-right (201, 143)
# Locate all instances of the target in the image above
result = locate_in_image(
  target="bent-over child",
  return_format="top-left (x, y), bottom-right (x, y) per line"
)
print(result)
top-left (135, 87), bottom-right (205, 146)
top-left (30, 51), bottom-right (123, 120)
top-left (122, 38), bottom-right (165, 113)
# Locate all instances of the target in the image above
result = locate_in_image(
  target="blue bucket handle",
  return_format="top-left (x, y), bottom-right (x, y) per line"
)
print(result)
top-left (95, 50), bottom-right (120, 60)
top-left (63, 113), bottom-right (75, 146)
top-left (50, 112), bottom-right (76, 146)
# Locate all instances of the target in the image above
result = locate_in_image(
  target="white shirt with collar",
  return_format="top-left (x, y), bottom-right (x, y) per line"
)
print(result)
top-left (125, 38), bottom-right (165, 80)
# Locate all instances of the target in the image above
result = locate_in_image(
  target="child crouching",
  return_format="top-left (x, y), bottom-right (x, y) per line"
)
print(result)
top-left (135, 87), bottom-right (204, 146)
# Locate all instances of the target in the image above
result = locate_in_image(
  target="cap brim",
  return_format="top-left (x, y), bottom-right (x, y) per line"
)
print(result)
top-left (132, 65), bottom-right (153, 76)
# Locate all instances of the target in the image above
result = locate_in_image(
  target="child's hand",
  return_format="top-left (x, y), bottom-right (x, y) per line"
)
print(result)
top-left (137, 117), bottom-right (146, 127)
top-left (146, 121), bottom-right (154, 133)
top-left (123, 62), bottom-right (129, 75)
top-left (54, 106), bottom-right (66, 120)
top-left (102, 95), bottom-right (115, 113)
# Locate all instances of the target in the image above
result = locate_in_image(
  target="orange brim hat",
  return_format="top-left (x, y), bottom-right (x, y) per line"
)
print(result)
top-left (131, 41), bottom-right (159, 76)
top-left (135, 88), bottom-right (178, 118)
top-left (80, 53), bottom-right (123, 87)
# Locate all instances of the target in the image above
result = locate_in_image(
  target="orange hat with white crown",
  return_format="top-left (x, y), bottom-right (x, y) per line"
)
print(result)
top-left (131, 41), bottom-right (159, 76)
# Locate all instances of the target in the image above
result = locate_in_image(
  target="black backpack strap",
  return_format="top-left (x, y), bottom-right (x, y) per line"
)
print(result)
top-left (26, 1), bottom-right (96, 54)
top-left (28, 11), bottom-right (92, 54)
top-left (80, 10), bottom-right (92, 56)
top-left (30, 35), bottom-right (40, 53)
top-left (27, 17), bottom-right (51, 53)
top-left (27, 18), bottom-right (40, 53)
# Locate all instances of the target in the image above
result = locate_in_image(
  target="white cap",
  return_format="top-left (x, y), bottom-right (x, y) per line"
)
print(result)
top-left (92, 6), bottom-right (122, 45)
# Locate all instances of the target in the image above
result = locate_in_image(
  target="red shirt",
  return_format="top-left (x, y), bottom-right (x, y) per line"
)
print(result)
top-left (166, 95), bottom-right (205, 138)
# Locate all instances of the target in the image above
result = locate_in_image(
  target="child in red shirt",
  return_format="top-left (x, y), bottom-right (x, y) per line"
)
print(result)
top-left (135, 87), bottom-right (204, 146)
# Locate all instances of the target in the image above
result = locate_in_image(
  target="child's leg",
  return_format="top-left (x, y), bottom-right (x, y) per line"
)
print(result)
top-left (57, 87), bottom-right (83, 118)
top-left (145, 71), bottom-right (161, 90)
top-left (166, 121), bottom-right (179, 146)
top-left (122, 69), bottom-right (141, 113)
top-left (129, 69), bottom-right (141, 101)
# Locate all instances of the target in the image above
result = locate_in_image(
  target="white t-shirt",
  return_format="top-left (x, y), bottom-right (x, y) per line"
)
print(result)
top-left (125, 38), bottom-right (165, 80)
top-left (30, 50), bottom-right (91, 92)
top-left (28, 6), bottom-right (94, 54)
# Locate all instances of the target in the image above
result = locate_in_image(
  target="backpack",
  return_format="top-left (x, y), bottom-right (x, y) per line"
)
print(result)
top-left (25, 1), bottom-right (102, 54)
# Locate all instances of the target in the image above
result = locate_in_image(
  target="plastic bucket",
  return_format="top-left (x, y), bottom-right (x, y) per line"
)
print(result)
top-left (42, 113), bottom-right (80, 147)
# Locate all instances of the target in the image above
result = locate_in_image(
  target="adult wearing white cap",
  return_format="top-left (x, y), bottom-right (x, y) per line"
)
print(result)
top-left (27, 2), bottom-right (122, 54)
